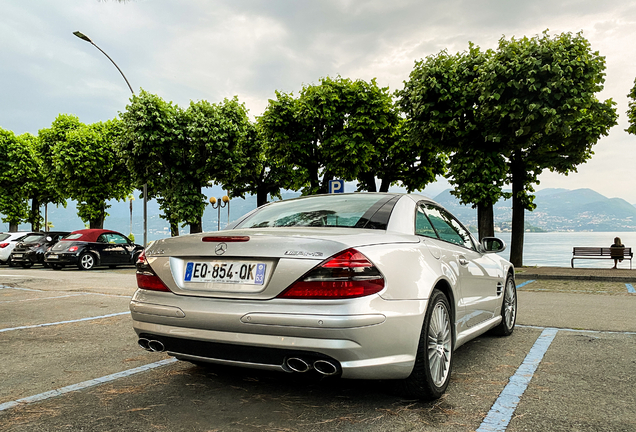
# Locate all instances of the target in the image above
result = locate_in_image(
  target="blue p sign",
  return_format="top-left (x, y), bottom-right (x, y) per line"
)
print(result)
top-left (329, 179), bottom-right (345, 194)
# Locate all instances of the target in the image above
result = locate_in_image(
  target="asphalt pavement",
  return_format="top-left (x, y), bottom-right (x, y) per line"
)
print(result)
top-left (0, 265), bottom-right (634, 432)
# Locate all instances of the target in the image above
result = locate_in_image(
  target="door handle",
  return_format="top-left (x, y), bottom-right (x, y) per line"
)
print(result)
top-left (458, 256), bottom-right (469, 266)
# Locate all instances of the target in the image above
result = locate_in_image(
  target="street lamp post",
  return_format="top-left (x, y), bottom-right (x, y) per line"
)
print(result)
top-left (73, 31), bottom-right (148, 247)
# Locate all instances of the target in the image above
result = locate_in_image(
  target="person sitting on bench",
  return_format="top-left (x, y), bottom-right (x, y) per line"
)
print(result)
top-left (610, 237), bottom-right (625, 269)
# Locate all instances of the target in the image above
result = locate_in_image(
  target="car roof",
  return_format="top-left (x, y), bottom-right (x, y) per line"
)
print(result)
top-left (62, 229), bottom-right (123, 243)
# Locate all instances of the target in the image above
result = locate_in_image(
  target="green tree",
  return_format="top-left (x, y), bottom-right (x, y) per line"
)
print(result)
top-left (627, 78), bottom-right (636, 135)
top-left (399, 45), bottom-right (508, 239)
top-left (52, 119), bottom-right (133, 228)
top-left (478, 31), bottom-right (618, 266)
top-left (118, 90), bottom-right (251, 233)
top-left (261, 76), bottom-right (399, 194)
top-left (36, 114), bottom-right (83, 229)
top-left (220, 121), bottom-right (290, 207)
top-left (0, 128), bottom-right (37, 231)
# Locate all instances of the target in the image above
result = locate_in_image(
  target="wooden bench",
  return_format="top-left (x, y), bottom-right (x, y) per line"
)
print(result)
top-left (571, 247), bottom-right (633, 269)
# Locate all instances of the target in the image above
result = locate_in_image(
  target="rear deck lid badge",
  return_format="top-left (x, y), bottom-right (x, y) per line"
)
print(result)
top-left (285, 250), bottom-right (324, 257)
top-left (215, 243), bottom-right (227, 255)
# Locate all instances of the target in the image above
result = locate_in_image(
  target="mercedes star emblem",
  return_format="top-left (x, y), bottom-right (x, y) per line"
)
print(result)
top-left (215, 243), bottom-right (228, 255)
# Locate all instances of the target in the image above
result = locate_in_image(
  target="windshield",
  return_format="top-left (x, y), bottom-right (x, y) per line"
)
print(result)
top-left (236, 194), bottom-right (396, 229)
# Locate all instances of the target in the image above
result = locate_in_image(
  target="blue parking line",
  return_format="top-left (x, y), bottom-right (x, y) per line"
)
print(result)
top-left (477, 327), bottom-right (558, 432)
top-left (0, 312), bottom-right (129, 333)
top-left (626, 284), bottom-right (635, 294)
top-left (516, 280), bottom-right (535, 288)
top-left (0, 358), bottom-right (177, 412)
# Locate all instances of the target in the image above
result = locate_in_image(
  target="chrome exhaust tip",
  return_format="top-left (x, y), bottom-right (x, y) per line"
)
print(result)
top-left (138, 338), bottom-right (151, 351)
top-left (148, 340), bottom-right (165, 352)
top-left (286, 357), bottom-right (311, 373)
top-left (313, 360), bottom-right (339, 376)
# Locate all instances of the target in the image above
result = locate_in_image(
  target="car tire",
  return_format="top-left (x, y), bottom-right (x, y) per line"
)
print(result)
top-left (78, 253), bottom-right (96, 270)
top-left (8, 260), bottom-right (17, 267)
top-left (395, 289), bottom-right (453, 400)
top-left (21, 263), bottom-right (33, 269)
top-left (50, 264), bottom-right (64, 270)
top-left (490, 274), bottom-right (517, 336)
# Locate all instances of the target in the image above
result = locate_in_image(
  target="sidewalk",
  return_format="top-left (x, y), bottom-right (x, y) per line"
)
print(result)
top-left (515, 266), bottom-right (636, 282)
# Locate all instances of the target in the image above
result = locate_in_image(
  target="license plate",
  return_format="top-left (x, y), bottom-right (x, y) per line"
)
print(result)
top-left (48, 254), bottom-right (58, 259)
top-left (184, 261), bottom-right (266, 285)
top-left (13, 254), bottom-right (23, 258)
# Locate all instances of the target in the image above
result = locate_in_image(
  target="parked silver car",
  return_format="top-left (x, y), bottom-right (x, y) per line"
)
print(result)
top-left (130, 193), bottom-right (516, 399)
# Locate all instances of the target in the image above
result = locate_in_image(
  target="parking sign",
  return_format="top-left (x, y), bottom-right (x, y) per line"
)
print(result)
top-left (329, 179), bottom-right (345, 193)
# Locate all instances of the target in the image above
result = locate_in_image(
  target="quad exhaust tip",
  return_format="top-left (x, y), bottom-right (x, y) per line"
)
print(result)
top-left (313, 359), bottom-right (339, 376)
top-left (286, 357), bottom-right (311, 373)
top-left (138, 338), bottom-right (165, 352)
top-left (285, 357), bottom-right (339, 375)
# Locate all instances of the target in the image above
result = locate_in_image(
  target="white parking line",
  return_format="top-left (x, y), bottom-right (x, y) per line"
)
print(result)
top-left (0, 293), bottom-right (89, 304)
top-left (0, 358), bottom-right (177, 412)
top-left (0, 312), bottom-right (129, 333)
top-left (0, 285), bottom-right (43, 291)
top-left (477, 328), bottom-right (558, 432)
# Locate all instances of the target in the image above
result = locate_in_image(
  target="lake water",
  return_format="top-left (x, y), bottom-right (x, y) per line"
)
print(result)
top-left (494, 232), bottom-right (636, 268)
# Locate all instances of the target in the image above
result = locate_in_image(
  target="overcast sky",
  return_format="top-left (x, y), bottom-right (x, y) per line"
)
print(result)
top-left (2, 0), bottom-right (635, 202)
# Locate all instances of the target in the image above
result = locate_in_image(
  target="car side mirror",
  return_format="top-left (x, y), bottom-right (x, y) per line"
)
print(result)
top-left (481, 237), bottom-right (506, 253)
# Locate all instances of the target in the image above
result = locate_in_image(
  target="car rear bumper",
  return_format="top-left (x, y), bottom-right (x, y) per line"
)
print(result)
top-left (44, 253), bottom-right (80, 265)
top-left (130, 289), bottom-right (428, 380)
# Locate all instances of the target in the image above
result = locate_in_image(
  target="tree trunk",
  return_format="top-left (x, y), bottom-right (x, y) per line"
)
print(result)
top-left (509, 154), bottom-right (525, 267)
top-left (477, 203), bottom-right (494, 241)
top-left (360, 173), bottom-right (377, 192)
top-left (89, 213), bottom-right (105, 229)
top-left (319, 171), bottom-right (333, 194)
top-left (379, 177), bottom-right (392, 193)
top-left (256, 187), bottom-right (268, 207)
top-left (31, 197), bottom-right (41, 231)
top-left (9, 222), bottom-right (18, 232)
top-left (170, 222), bottom-right (179, 237)
top-left (189, 220), bottom-right (203, 234)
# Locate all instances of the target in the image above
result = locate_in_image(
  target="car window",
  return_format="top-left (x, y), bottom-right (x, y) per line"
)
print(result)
top-left (0, 234), bottom-right (9, 241)
top-left (236, 194), bottom-right (393, 229)
top-left (21, 234), bottom-right (45, 243)
top-left (66, 233), bottom-right (84, 240)
top-left (103, 233), bottom-right (129, 244)
top-left (415, 204), bottom-right (437, 238)
top-left (423, 205), bottom-right (475, 250)
top-left (97, 235), bottom-right (108, 243)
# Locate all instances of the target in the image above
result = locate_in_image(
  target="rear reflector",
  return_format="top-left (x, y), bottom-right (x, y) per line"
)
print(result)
top-left (202, 236), bottom-right (250, 242)
top-left (278, 248), bottom-right (385, 299)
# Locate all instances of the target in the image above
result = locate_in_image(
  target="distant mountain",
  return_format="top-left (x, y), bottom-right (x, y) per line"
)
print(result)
top-left (433, 188), bottom-right (636, 232)
top-left (3, 187), bottom-right (635, 237)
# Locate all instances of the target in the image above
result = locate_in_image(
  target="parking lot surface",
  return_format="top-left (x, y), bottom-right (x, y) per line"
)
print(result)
top-left (1, 267), bottom-right (635, 431)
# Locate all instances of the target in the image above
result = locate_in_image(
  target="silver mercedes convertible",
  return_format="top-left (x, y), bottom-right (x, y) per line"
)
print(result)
top-left (130, 193), bottom-right (516, 399)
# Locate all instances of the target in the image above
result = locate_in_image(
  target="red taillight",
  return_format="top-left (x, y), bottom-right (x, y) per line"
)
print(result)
top-left (68, 246), bottom-right (79, 252)
top-left (136, 273), bottom-right (171, 292)
top-left (0, 243), bottom-right (8, 249)
top-left (135, 249), bottom-right (171, 292)
top-left (278, 248), bottom-right (385, 299)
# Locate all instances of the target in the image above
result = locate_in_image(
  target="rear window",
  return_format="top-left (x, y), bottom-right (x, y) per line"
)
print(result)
top-left (65, 233), bottom-right (85, 240)
top-left (236, 194), bottom-right (397, 230)
top-left (0, 234), bottom-right (9, 241)
top-left (21, 234), bottom-right (45, 243)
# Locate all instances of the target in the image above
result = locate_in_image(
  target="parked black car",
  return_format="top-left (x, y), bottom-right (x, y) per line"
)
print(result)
top-left (44, 229), bottom-right (144, 270)
top-left (10, 231), bottom-right (70, 268)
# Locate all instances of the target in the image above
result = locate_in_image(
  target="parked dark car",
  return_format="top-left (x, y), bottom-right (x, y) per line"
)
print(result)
top-left (10, 231), bottom-right (70, 268)
top-left (44, 229), bottom-right (144, 270)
